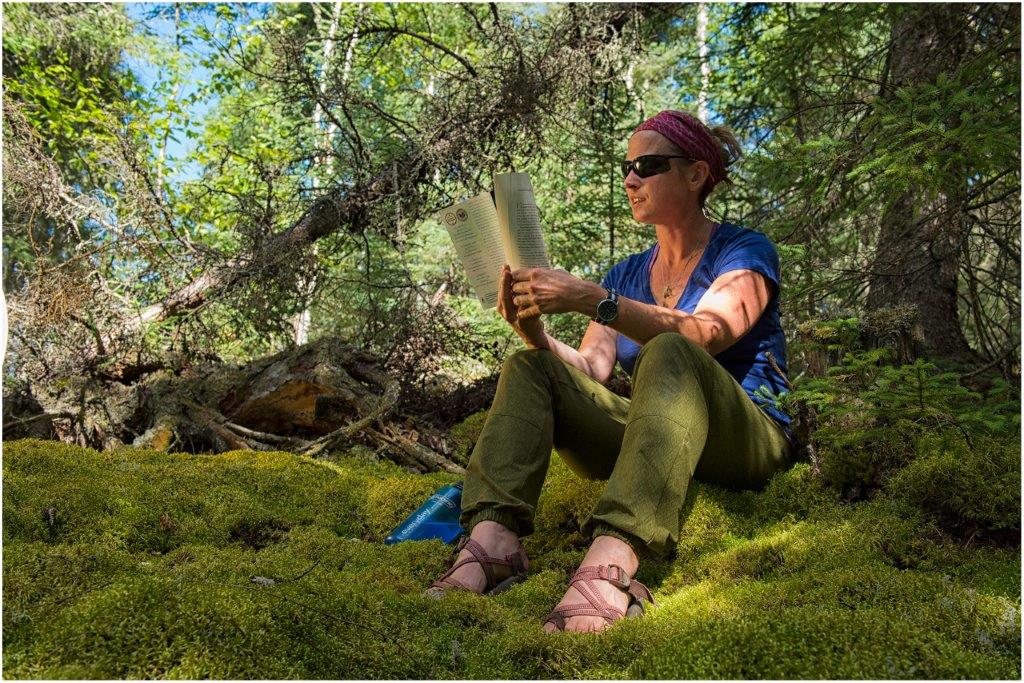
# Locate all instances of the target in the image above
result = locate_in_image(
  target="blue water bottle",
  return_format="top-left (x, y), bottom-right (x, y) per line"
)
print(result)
top-left (384, 482), bottom-right (465, 545)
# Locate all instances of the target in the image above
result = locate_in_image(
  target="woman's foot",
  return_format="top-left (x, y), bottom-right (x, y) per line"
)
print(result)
top-left (428, 520), bottom-right (524, 594)
top-left (543, 535), bottom-right (639, 633)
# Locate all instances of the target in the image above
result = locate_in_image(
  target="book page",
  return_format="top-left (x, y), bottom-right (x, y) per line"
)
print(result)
top-left (493, 173), bottom-right (550, 270)
top-left (435, 192), bottom-right (506, 309)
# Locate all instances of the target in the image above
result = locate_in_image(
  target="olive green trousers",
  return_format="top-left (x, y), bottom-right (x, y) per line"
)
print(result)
top-left (460, 332), bottom-right (795, 559)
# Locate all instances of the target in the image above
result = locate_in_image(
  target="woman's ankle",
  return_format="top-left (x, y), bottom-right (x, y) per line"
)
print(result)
top-left (585, 535), bottom-right (639, 576)
top-left (471, 520), bottom-right (521, 552)
top-left (472, 519), bottom-right (519, 540)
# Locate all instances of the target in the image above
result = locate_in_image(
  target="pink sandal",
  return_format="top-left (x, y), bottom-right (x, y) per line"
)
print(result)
top-left (425, 536), bottom-right (529, 598)
top-left (543, 563), bottom-right (655, 631)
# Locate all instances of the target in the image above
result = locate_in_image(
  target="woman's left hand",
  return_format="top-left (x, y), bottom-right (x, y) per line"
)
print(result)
top-left (510, 268), bottom-right (599, 319)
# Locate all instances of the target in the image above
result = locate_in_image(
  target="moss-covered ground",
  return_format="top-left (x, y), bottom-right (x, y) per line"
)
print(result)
top-left (3, 437), bottom-right (1019, 679)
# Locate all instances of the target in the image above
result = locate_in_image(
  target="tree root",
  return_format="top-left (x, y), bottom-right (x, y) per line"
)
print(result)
top-left (365, 426), bottom-right (464, 475)
top-left (300, 372), bottom-right (400, 459)
top-left (129, 378), bottom-right (462, 474)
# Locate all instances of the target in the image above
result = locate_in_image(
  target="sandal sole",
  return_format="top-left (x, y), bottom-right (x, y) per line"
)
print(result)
top-left (424, 573), bottom-right (525, 599)
top-left (485, 574), bottom-right (526, 596)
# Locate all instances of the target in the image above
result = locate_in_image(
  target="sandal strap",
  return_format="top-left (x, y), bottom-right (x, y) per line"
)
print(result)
top-left (462, 537), bottom-right (500, 587)
top-left (570, 564), bottom-right (656, 606)
top-left (543, 564), bottom-right (655, 631)
top-left (544, 601), bottom-right (622, 627)
top-left (431, 537), bottom-right (528, 593)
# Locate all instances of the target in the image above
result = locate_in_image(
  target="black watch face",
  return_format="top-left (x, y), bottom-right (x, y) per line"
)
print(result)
top-left (597, 299), bottom-right (618, 321)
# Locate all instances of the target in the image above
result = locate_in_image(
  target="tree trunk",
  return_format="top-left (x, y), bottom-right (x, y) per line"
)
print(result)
top-left (866, 4), bottom-right (980, 365)
top-left (696, 2), bottom-right (710, 123)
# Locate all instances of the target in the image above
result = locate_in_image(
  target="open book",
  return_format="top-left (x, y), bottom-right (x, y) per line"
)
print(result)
top-left (434, 172), bottom-right (550, 309)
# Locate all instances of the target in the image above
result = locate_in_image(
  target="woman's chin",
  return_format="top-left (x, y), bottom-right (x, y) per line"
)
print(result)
top-left (631, 209), bottom-right (654, 224)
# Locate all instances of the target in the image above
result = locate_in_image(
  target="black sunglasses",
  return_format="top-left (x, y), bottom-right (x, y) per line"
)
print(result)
top-left (620, 154), bottom-right (694, 179)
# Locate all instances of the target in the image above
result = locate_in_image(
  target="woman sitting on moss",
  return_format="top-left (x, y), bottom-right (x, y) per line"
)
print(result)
top-left (427, 110), bottom-right (796, 633)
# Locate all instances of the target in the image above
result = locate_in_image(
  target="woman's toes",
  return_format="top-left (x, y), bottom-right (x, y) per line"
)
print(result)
top-left (567, 616), bottom-right (605, 633)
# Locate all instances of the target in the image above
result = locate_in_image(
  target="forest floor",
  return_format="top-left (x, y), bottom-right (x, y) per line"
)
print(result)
top-left (2, 435), bottom-right (1020, 679)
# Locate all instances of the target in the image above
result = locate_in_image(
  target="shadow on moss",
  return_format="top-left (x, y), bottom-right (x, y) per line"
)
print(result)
top-left (2, 438), bottom-right (1020, 679)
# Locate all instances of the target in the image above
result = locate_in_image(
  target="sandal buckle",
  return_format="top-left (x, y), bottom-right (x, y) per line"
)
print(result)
top-left (604, 564), bottom-right (630, 590)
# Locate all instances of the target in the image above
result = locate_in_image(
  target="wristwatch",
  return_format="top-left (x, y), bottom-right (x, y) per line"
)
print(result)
top-left (593, 288), bottom-right (619, 325)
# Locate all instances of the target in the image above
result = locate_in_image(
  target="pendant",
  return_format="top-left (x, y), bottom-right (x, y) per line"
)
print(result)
top-left (662, 284), bottom-right (673, 301)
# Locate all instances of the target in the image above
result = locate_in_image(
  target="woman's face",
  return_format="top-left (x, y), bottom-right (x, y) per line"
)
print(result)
top-left (624, 130), bottom-right (706, 225)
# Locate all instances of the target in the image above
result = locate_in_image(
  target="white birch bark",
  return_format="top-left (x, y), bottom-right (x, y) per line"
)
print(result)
top-left (696, 2), bottom-right (710, 123)
top-left (156, 4), bottom-right (182, 193)
top-left (294, 0), bottom-right (347, 346)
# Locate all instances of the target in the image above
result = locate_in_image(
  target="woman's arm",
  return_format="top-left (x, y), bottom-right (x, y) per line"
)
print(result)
top-left (595, 269), bottom-right (772, 355)
top-left (512, 267), bottom-right (773, 356)
top-left (498, 265), bottom-right (617, 383)
top-left (531, 321), bottom-right (618, 384)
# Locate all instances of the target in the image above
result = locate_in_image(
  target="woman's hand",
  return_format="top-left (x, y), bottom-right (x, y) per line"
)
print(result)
top-left (510, 267), bottom-right (600, 319)
top-left (498, 264), bottom-right (547, 348)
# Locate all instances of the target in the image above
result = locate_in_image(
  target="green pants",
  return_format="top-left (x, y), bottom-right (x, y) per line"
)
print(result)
top-left (461, 332), bottom-right (795, 559)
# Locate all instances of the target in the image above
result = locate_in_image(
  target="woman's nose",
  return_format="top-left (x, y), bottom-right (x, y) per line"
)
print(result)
top-left (624, 171), bottom-right (641, 190)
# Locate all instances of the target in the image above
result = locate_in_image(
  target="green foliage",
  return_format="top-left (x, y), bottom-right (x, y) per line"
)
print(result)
top-left (782, 345), bottom-right (1020, 498)
top-left (718, 3), bottom-right (1019, 370)
top-left (2, 3), bottom-right (138, 163)
top-left (2, 3), bottom-right (146, 292)
top-left (3, 439), bottom-right (1019, 678)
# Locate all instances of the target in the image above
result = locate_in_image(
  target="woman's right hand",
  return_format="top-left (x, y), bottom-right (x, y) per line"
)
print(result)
top-left (498, 264), bottom-right (547, 348)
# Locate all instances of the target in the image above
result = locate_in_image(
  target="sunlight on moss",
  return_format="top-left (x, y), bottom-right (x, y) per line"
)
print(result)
top-left (2, 438), bottom-right (1019, 679)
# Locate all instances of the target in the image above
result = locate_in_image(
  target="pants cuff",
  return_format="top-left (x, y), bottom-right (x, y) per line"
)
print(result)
top-left (462, 507), bottom-right (532, 537)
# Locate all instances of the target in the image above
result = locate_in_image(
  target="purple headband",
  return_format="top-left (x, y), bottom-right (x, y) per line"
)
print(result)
top-left (633, 110), bottom-right (726, 187)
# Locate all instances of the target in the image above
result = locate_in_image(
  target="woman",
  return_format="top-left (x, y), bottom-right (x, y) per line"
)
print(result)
top-left (427, 110), bottom-right (796, 633)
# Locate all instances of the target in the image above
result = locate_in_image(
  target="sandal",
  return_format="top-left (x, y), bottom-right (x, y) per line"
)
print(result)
top-left (542, 563), bottom-right (655, 631)
top-left (425, 535), bottom-right (529, 598)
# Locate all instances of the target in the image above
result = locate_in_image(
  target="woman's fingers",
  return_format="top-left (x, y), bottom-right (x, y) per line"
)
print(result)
top-left (503, 267), bottom-right (547, 339)
top-left (498, 265), bottom-right (519, 324)
top-left (517, 304), bottom-right (542, 319)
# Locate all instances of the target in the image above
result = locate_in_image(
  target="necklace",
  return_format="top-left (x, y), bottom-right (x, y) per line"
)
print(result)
top-left (657, 223), bottom-right (718, 306)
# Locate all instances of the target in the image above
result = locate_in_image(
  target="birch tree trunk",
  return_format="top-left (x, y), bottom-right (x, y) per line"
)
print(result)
top-left (696, 2), bottom-right (710, 123)
top-left (293, 0), bottom-right (347, 346)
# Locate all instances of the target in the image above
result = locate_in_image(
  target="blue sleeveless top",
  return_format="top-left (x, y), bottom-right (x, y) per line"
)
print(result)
top-left (600, 221), bottom-right (793, 439)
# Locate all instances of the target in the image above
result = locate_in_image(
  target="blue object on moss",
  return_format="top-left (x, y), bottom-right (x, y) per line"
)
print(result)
top-left (384, 482), bottom-right (464, 545)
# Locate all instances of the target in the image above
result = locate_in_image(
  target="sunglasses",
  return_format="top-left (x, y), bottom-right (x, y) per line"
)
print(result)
top-left (620, 154), bottom-right (694, 179)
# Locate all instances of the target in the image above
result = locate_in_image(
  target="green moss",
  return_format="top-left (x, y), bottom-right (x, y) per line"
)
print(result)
top-left (795, 315), bottom-right (862, 350)
top-left (447, 410), bottom-right (490, 466)
top-left (3, 438), bottom-right (1019, 679)
top-left (754, 462), bottom-right (841, 520)
top-left (531, 456), bottom-right (604, 554)
top-left (886, 432), bottom-right (1021, 541)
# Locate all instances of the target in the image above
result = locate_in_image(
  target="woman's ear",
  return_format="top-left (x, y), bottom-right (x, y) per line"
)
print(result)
top-left (688, 161), bottom-right (710, 188)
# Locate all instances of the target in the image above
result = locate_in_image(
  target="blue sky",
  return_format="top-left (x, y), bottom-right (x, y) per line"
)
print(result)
top-left (122, 3), bottom-right (232, 186)
top-left (124, 3), bottom-right (211, 184)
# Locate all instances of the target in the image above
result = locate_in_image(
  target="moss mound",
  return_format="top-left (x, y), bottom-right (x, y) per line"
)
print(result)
top-left (3, 438), bottom-right (1020, 679)
top-left (885, 432), bottom-right (1021, 543)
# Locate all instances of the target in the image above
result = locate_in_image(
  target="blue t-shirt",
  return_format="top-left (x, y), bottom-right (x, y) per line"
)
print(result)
top-left (601, 221), bottom-right (794, 439)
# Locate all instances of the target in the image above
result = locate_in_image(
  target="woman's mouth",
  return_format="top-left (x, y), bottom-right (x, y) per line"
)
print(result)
top-left (630, 197), bottom-right (645, 205)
